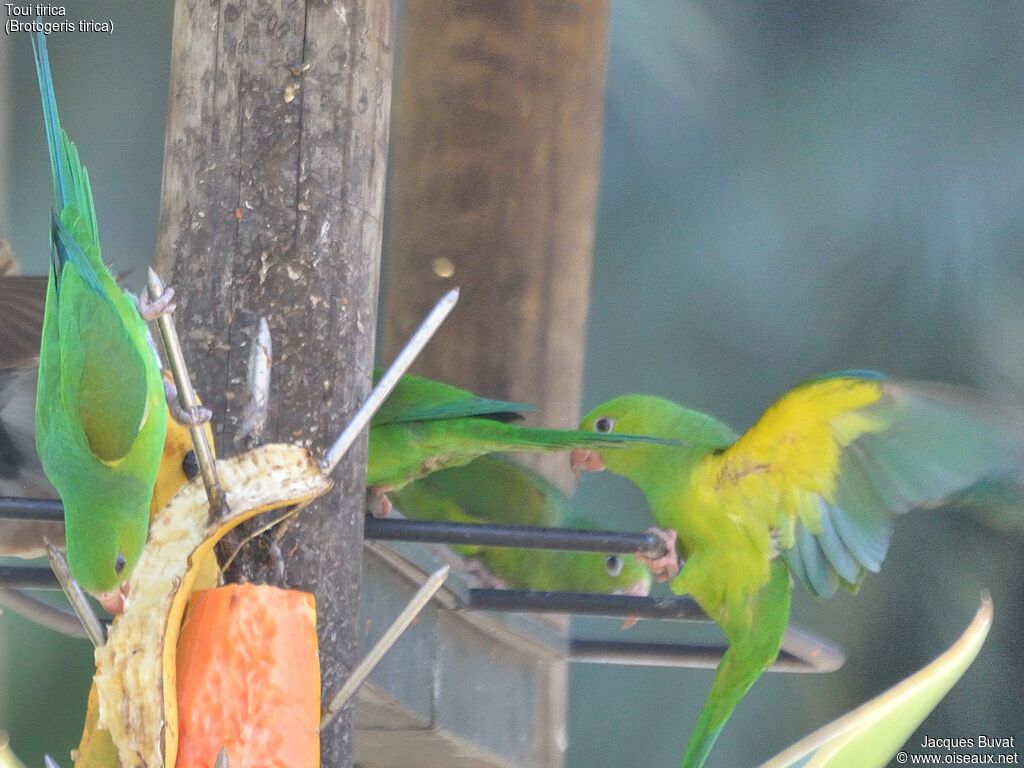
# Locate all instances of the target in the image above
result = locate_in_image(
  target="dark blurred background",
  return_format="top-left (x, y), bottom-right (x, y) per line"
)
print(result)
top-left (2, 2), bottom-right (1022, 766)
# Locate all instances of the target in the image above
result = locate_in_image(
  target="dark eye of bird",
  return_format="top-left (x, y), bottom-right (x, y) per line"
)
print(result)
top-left (182, 450), bottom-right (200, 480)
top-left (605, 554), bottom-right (623, 577)
top-left (595, 417), bottom-right (615, 433)
top-left (114, 553), bottom-right (126, 575)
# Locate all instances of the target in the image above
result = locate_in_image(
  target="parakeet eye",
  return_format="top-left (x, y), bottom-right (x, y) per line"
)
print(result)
top-left (595, 417), bottom-right (615, 433)
top-left (182, 450), bottom-right (200, 480)
top-left (605, 554), bottom-right (623, 577)
top-left (114, 553), bottom-right (126, 575)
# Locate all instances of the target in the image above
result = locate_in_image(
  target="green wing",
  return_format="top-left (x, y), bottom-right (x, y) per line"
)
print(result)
top-left (781, 377), bottom-right (1023, 599)
top-left (372, 371), bottom-right (533, 425)
top-left (391, 455), bottom-right (651, 594)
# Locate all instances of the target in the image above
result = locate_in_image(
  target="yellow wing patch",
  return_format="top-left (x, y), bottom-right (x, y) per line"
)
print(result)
top-left (710, 376), bottom-right (888, 539)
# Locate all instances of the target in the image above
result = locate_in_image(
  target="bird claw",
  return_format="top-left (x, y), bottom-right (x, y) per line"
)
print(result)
top-left (136, 285), bottom-right (176, 321)
top-left (164, 379), bottom-right (212, 426)
top-left (368, 487), bottom-right (392, 517)
top-left (635, 526), bottom-right (681, 582)
top-left (464, 558), bottom-right (507, 589)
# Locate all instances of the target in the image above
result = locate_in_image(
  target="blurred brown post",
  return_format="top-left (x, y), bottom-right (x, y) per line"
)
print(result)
top-left (382, 0), bottom-right (610, 493)
top-left (381, 3), bottom-right (611, 766)
top-left (154, 1), bottom-right (394, 764)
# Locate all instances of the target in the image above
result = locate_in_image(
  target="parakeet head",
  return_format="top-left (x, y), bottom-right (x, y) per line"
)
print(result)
top-left (64, 498), bottom-right (148, 612)
top-left (572, 395), bottom-right (734, 487)
top-left (555, 545), bottom-right (652, 597)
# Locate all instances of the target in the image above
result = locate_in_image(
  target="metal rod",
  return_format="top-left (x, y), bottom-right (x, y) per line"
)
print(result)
top-left (321, 288), bottom-right (459, 475)
top-left (468, 588), bottom-right (709, 621)
top-left (320, 565), bottom-right (450, 728)
top-left (45, 542), bottom-right (106, 647)
top-left (147, 268), bottom-right (225, 515)
top-left (569, 639), bottom-right (844, 674)
top-left (364, 516), bottom-right (668, 557)
top-left (0, 496), bottom-right (62, 522)
top-left (0, 567), bottom-right (60, 589)
top-left (0, 589), bottom-right (90, 640)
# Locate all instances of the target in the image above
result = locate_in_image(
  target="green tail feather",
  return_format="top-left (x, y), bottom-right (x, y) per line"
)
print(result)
top-left (31, 30), bottom-right (105, 297)
top-left (680, 560), bottom-right (791, 768)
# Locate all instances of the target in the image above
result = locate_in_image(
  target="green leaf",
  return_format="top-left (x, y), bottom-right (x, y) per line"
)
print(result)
top-left (759, 594), bottom-right (993, 768)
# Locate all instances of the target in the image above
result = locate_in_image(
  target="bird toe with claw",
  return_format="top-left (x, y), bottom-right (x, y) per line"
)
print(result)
top-left (635, 526), bottom-right (681, 582)
top-left (368, 487), bottom-right (393, 517)
top-left (163, 379), bottom-right (213, 426)
top-left (135, 285), bottom-right (176, 321)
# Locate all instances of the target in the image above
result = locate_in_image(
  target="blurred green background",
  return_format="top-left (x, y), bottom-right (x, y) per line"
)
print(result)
top-left (1, 2), bottom-right (1022, 766)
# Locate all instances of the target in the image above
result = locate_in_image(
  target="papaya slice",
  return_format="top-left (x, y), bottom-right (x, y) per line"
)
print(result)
top-left (175, 584), bottom-right (320, 768)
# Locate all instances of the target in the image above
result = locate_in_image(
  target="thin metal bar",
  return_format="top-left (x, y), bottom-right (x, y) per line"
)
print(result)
top-left (0, 496), bottom-right (62, 522)
top-left (45, 542), bottom-right (106, 647)
top-left (468, 588), bottom-right (708, 621)
top-left (320, 565), bottom-right (450, 728)
top-left (148, 268), bottom-right (225, 515)
top-left (569, 639), bottom-right (844, 674)
top-left (569, 643), bottom-right (823, 671)
top-left (364, 516), bottom-right (667, 557)
top-left (0, 567), bottom-right (60, 589)
top-left (0, 589), bottom-right (90, 640)
top-left (321, 288), bottom-right (459, 475)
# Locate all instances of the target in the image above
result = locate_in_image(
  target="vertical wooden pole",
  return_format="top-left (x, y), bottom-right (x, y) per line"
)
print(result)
top-left (381, 0), bottom-right (610, 492)
top-left (154, 1), bottom-right (393, 764)
top-left (382, 3), bottom-right (610, 766)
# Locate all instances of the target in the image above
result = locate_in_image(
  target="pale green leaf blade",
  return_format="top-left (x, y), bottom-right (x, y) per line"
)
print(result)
top-left (760, 594), bottom-right (993, 768)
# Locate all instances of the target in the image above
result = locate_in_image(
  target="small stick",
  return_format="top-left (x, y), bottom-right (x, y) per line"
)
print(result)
top-left (321, 288), bottom-right (459, 475)
top-left (147, 269), bottom-right (226, 515)
top-left (253, 289), bottom-right (460, 560)
top-left (213, 747), bottom-right (229, 768)
top-left (320, 565), bottom-right (449, 728)
top-left (0, 589), bottom-right (91, 640)
top-left (44, 541), bottom-right (105, 647)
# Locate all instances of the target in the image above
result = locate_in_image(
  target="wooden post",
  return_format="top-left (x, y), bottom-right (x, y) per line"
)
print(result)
top-left (154, 1), bottom-right (393, 764)
top-left (381, 0), bottom-right (611, 493)
top-left (381, 3), bottom-right (610, 766)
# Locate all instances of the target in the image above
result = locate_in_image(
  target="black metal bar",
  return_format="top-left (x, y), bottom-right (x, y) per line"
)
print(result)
top-left (467, 588), bottom-right (708, 621)
top-left (0, 496), bottom-right (63, 522)
top-left (569, 638), bottom-right (844, 674)
top-left (0, 566), bottom-right (60, 589)
top-left (365, 515), bottom-right (666, 556)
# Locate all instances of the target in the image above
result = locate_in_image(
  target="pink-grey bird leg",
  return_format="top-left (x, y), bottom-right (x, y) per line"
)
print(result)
top-left (163, 378), bottom-right (212, 426)
top-left (635, 526), bottom-right (681, 582)
top-left (368, 487), bottom-right (393, 517)
top-left (134, 285), bottom-right (176, 321)
top-left (464, 558), bottom-right (508, 589)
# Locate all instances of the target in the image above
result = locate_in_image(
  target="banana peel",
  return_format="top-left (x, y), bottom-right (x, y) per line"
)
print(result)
top-left (91, 443), bottom-right (333, 768)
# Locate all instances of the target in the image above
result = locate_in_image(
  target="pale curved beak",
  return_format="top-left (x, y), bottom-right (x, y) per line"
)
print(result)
top-left (613, 580), bottom-right (649, 629)
top-left (96, 583), bottom-right (130, 615)
top-left (570, 449), bottom-right (605, 476)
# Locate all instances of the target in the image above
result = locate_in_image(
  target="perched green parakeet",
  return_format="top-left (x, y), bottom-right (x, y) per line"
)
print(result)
top-left (572, 372), bottom-right (1022, 768)
top-left (390, 455), bottom-right (651, 596)
top-left (368, 371), bottom-right (675, 512)
top-left (30, 33), bottom-right (168, 611)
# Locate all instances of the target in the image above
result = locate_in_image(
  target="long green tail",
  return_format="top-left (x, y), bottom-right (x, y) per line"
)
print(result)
top-left (31, 30), bottom-right (104, 294)
top-left (680, 560), bottom-right (792, 768)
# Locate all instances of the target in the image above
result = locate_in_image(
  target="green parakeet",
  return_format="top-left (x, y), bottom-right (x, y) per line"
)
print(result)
top-left (368, 371), bottom-right (675, 511)
top-left (572, 372), bottom-right (1022, 768)
top-left (30, 33), bottom-right (168, 611)
top-left (390, 455), bottom-right (651, 596)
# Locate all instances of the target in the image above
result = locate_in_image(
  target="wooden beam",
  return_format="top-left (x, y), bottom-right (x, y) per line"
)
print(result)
top-left (154, 1), bottom-right (394, 764)
top-left (382, 0), bottom-right (611, 492)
